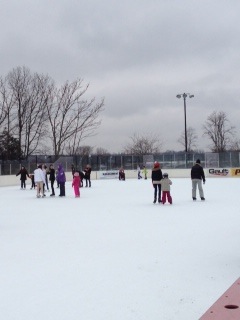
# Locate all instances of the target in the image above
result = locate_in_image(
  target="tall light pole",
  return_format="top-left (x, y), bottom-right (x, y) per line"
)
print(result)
top-left (176, 93), bottom-right (194, 153)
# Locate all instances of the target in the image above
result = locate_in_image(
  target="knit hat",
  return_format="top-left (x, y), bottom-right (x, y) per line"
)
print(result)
top-left (154, 161), bottom-right (160, 168)
top-left (196, 159), bottom-right (201, 164)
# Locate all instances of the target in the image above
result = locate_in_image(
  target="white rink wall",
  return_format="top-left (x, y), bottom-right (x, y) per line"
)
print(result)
top-left (1, 168), bottom-right (239, 187)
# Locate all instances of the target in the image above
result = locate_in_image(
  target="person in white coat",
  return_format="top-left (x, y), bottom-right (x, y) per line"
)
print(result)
top-left (34, 164), bottom-right (46, 198)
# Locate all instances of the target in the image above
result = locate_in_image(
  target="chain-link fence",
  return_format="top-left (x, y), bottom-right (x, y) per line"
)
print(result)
top-left (1, 151), bottom-right (240, 175)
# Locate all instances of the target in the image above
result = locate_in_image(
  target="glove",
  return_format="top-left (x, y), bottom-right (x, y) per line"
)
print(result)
top-left (203, 180), bottom-right (206, 184)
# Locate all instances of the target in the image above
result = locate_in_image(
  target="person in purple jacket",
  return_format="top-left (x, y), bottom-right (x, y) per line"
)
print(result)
top-left (56, 164), bottom-right (66, 197)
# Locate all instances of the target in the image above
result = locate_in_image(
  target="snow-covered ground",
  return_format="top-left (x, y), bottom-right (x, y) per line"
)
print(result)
top-left (0, 177), bottom-right (239, 320)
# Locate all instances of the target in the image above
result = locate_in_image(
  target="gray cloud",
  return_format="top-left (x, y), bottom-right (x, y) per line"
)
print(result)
top-left (1, 0), bottom-right (240, 152)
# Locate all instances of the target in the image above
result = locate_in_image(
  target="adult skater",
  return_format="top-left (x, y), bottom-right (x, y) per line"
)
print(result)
top-left (57, 164), bottom-right (66, 196)
top-left (137, 165), bottom-right (142, 179)
top-left (34, 164), bottom-right (46, 198)
top-left (119, 167), bottom-right (125, 180)
top-left (191, 159), bottom-right (206, 201)
top-left (151, 161), bottom-right (163, 204)
top-left (16, 166), bottom-right (30, 189)
top-left (48, 164), bottom-right (56, 196)
top-left (84, 164), bottom-right (92, 187)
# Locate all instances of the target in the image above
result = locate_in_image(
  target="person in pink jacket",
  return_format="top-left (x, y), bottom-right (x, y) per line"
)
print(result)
top-left (72, 172), bottom-right (80, 198)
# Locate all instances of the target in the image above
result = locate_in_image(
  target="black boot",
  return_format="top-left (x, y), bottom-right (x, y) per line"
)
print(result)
top-left (153, 198), bottom-right (156, 204)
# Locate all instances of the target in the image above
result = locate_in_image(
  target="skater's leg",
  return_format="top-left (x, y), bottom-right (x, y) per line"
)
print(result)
top-left (158, 184), bottom-right (162, 202)
top-left (59, 182), bottom-right (65, 196)
top-left (39, 182), bottom-right (44, 197)
top-left (73, 185), bottom-right (77, 196)
top-left (192, 180), bottom-right (197, 199)
top-left (153, 185), bottom-right (157, 203)
top-left (162, 191), bottom-right (166, 204)
top-left (167, 191), bottom-right (172, 204)
top-left (51, 180), bottom-right (55, 195)
top-left (197, 180), bottom-right (204, 198)
top-left (36, 182), bottom-right (41, 197)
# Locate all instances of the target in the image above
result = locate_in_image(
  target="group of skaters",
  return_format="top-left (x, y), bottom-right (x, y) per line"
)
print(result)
top-left (118, 159), bottom-right (206, 204)
top-left (16, 159), bottom-right (205, 202)
top-left (16, 163), bottom-right (92, 198)
top-left (151, 158), bottom-right (205, 204)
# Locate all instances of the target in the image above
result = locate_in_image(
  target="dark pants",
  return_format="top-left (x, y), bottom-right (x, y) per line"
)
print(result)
top-left (50, 180), bottom-right (55, 195)
top-left (21, 180), bottom-right (26, 189)
top-left (45, 176), bottom-right (49, 191)
top-left (85, 177), bottom-right (91, 187)
top-left (59, 182), bottom-right (65, 196)
top-left (31, 178), bottom-right (35, 189)
top-left (153, 184), bottom-right (161, 201)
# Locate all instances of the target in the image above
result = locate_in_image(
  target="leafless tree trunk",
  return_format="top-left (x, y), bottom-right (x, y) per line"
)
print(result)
top-left (46, 79), bottom-right (104, 156)
top-left (177, 127), bottom-right (198, 151)
top-left (0, 79), bottom-right (8, 127)
top-left (5, 66), bottom-right (52, 158)
top-left (203, 111), bottom-right (235, 152)
top-left (22, 73), bottom-right (52, 157)
top-left (0, 77), bottom-right (16, 158)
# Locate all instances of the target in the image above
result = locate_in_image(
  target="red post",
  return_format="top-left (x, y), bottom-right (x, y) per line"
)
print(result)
top-left (199, 278), bottom-right (240, 319)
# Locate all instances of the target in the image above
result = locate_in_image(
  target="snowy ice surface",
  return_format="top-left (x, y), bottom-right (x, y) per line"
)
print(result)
top-left (0, 178), bottom-right (239, 320)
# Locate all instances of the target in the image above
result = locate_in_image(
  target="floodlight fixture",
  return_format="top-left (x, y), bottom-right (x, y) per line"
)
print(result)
top-left (176, 92), bottom-right (194, 153)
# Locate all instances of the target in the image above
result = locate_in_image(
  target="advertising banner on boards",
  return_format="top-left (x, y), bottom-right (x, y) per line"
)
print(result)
top-left (208, 168), bottom-right (229, 177)
top-left (99, 170), bottom-right (119, 179)
top-left (230, 168), bottom-right (240, 177)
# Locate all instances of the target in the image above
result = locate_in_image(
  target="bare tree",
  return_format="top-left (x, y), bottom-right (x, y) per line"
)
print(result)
top-left (0, 77), bottom-right (16, 159)
top-left (228, 139), bottom-right (240, 151)
top-left (124, 133), bottom-right (162, 155)
top-left (94, 147), bottom-right (109, 155)
top-left (46, 79), bottom-right (104, 156)
top-left (203, 111), bottom-right (235, 152)
top-left (177, 126), bottom-right (198, 151)
top-left (0, 79), bottom-right (8, 127)
top-left (5, 66), bottom-right (51, 158)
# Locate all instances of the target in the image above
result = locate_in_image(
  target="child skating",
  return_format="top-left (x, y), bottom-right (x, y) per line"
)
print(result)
top-left (160, 173), bottom-right (172, 204)
top-left (72, 172), bottom-right (80, 197)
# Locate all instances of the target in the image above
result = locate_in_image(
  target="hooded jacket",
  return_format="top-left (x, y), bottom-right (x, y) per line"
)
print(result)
top-left (72, 173), bottom-right (80, 188)
top-left (57, 164), bottom-right (66, 183)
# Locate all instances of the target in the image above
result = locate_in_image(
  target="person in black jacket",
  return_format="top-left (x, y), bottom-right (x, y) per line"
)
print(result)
top-left (48, 164), bottom-right (56, 196)
top-left (84, 164), bottom-right (92, 187)
top-left (151, 161), bottom-right (163, 203)
top-left (16, 166), bottom-right (30, 189)
top-left (191, 159), bottom-right (206, 201)
top-left (76, 170), bottom-right (85, 187)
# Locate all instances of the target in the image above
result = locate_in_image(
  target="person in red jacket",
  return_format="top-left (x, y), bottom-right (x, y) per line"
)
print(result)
top-left (72, 172), bottom-right (80, 198)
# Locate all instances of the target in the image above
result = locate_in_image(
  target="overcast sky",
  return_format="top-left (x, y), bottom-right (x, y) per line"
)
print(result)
top-left (1, 0), bottom-right (240, 153)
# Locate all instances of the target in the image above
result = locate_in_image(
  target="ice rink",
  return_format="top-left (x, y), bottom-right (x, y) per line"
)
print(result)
top-left (0, 177), bottom-right (239, 319)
